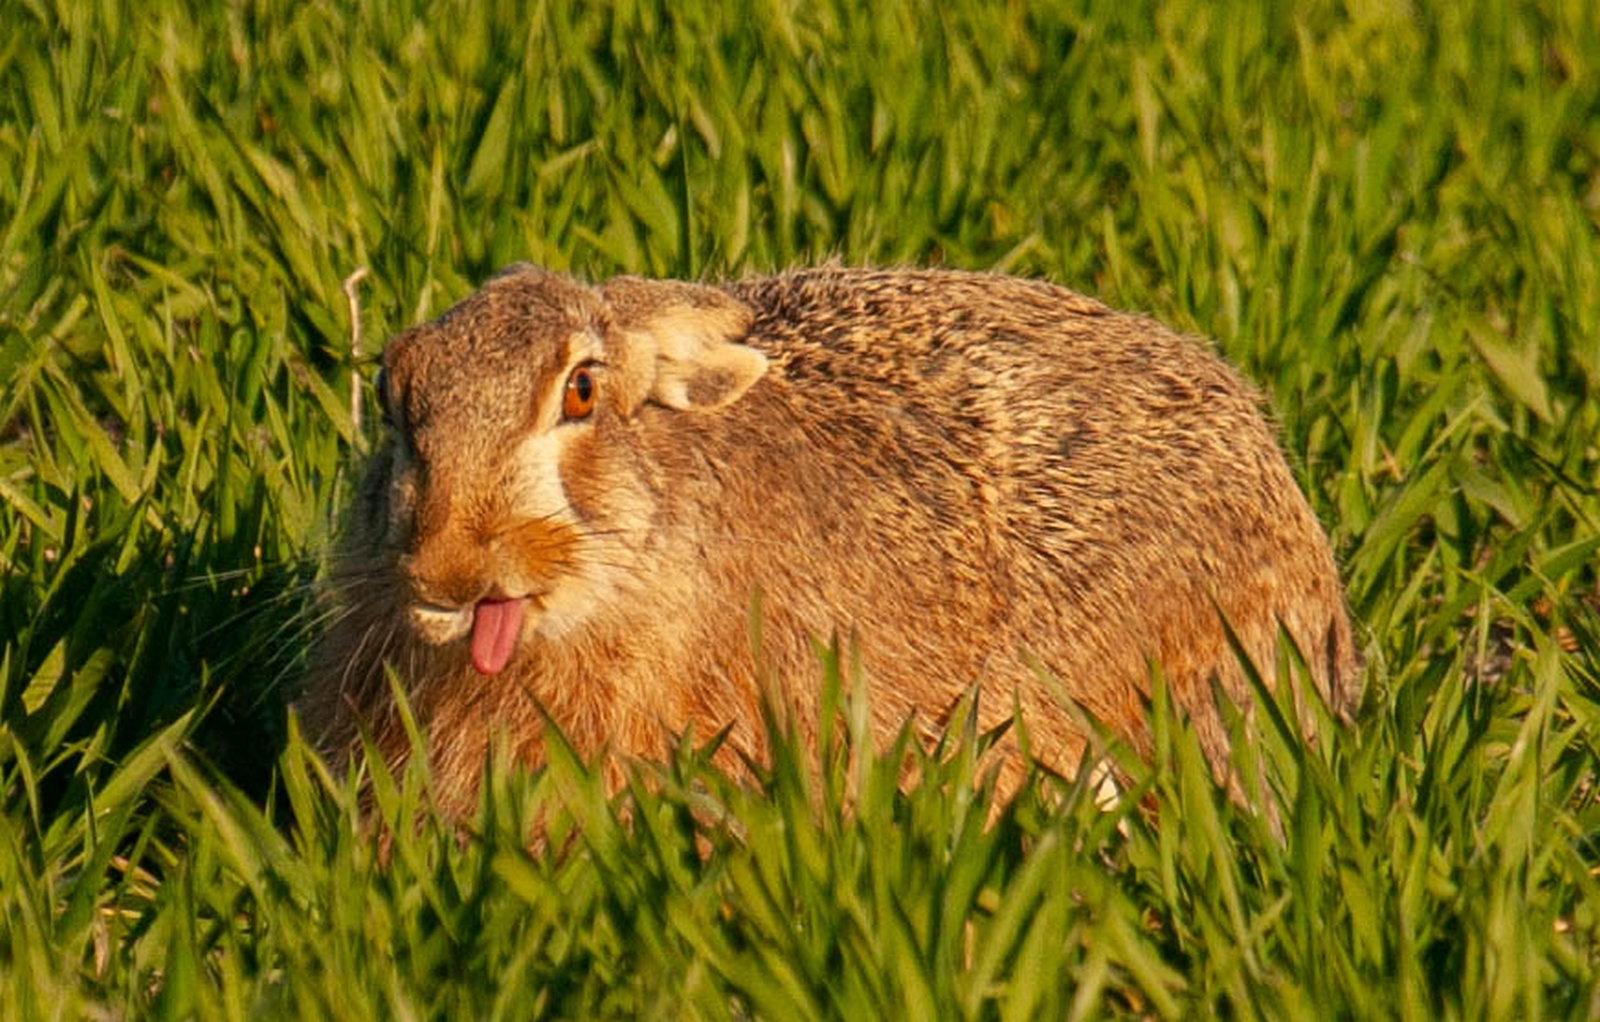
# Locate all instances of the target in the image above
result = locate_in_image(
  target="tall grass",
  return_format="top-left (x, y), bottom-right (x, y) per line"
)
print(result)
top-left (1, 0), bottom-right (1597, 1016)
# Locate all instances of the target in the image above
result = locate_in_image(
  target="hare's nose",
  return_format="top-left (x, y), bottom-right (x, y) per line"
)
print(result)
top-left (399, 545), bottom-right (492, 609)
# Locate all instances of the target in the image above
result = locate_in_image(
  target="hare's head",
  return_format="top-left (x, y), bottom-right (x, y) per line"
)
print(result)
top-left (362, 265), bottom-right (766, 675)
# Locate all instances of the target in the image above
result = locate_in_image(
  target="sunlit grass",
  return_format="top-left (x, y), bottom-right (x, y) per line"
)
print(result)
top-left (1, 0), bottom-right (1597, 1016)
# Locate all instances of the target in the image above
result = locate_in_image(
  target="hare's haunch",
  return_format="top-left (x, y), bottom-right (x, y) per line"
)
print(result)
top-left (302, 265), bottom-right (1358, 809)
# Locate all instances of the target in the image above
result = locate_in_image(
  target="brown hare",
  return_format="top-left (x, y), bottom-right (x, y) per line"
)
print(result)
top-left (301, 265), bottom-right (1359, 812)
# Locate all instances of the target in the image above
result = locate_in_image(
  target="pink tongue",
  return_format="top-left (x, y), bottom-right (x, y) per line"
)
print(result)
top-left (470, 597), bottom-right (527, 676)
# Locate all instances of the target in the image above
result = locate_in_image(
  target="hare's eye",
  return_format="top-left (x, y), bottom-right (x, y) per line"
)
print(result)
top-left (562, 364), bottom-right (598, 420)
top-left (374, 366), bottom-right (393, 426)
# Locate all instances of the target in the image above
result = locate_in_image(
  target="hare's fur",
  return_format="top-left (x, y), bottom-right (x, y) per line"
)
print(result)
top-left (302, 266), bottom-right (1358, 809)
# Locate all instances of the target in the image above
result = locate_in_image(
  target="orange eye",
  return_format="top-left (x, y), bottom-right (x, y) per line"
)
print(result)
top-left (562, 364), bottom-right (597, 420)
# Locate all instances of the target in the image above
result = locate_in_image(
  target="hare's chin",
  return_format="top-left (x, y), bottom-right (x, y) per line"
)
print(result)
top-left (409, 603), bottom-right (472, 644)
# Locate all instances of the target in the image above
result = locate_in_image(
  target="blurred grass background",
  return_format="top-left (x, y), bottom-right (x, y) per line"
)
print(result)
top-left (1, 0), bottom-right (1598, 1016)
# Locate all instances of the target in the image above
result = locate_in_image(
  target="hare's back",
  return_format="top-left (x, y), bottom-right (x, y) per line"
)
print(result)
top-left (724, 267), bottom-right (1271, 487)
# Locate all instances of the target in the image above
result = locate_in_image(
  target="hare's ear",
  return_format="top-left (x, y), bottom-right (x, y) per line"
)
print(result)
top-left (602, 278), bottom-right (767, 412)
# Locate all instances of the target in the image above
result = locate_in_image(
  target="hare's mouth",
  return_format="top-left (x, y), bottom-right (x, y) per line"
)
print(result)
top-left (408, 601), bottom-right (474, 644)
top-left (408, 592), bottom-right (545, 671)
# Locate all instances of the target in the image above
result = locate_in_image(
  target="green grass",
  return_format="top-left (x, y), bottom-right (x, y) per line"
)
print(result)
top-left (2, 0), bottom-right (1599, 1016)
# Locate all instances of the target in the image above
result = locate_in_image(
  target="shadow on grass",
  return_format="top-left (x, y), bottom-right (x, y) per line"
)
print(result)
top-left (0, 515), bottom-right (319, 819)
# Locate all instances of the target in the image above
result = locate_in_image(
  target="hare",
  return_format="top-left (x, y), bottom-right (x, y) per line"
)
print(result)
top-left (301, 265), bottom-right (1359, 812)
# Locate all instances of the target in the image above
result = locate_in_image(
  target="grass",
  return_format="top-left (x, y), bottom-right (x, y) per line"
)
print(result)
top-left (2, 0), bottom-right (1598, 1016)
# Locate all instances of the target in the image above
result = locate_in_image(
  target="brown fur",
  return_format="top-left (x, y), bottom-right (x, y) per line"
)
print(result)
top-left (300, 265), bottom-right (1359, 814)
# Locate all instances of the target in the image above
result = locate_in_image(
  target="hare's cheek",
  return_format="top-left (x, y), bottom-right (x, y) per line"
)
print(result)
top-left (507, 430), bottom-right (574, 524)
top-left (557, 430), bottom-right (609, 522)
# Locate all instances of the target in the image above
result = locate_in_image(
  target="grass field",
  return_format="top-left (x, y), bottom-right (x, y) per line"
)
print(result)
top-left (3, 0), bottom-right (1599, 1016)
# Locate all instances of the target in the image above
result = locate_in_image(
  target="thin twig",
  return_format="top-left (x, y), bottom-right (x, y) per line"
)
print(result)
top-left (343, 267), bottom-right (371, 434)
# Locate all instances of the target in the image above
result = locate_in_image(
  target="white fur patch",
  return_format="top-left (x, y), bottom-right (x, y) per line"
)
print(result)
top-left (507, 429), bottom-right (574, 526)
top-left (411, 602), bottom-right (472, 643)
top-left (504, 423), bottom-right (624, 640)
